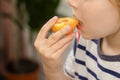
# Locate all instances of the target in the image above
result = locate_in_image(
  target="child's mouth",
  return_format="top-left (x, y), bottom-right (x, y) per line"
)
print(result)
top-left (77, 23), bottom-right (83, 41)
top-left (77, 23), bottom-right (82, 30)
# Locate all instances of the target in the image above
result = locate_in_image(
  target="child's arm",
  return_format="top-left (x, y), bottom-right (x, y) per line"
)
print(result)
top-left (34, 16), bottom-right (75, 80)
top-left (44, 65), bottom-right (71, 80)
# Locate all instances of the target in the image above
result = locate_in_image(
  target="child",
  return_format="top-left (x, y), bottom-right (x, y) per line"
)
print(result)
top-left (34, 0), bottom-right (120, 80)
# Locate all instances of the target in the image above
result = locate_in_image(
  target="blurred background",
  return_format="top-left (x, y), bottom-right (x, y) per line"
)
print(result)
top-left (0, 0), bottom-right (73, 80)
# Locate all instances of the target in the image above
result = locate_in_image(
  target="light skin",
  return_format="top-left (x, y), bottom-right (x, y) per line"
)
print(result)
top-left (34, 16), bottom-right (74, 80)
top-left (34, 0), bottom-right (120, 80)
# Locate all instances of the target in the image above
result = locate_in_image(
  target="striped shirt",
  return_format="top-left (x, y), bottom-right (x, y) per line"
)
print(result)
top-left (64, 36), bottom-right (120, 80)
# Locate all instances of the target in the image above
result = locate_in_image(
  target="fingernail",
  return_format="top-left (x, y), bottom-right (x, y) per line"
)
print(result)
top-left (64, 26), bottom-right (71, 31)
top-left (71, 33), bottom-right (75, 37)
top-left (53, 16), bottom-right (58, 20)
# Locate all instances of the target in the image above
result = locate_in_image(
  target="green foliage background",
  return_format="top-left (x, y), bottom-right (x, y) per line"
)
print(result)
top-left (17, 0), bottom-right (60, 31)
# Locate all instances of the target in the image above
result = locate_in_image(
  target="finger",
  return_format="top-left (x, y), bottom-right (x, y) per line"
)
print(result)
top-left (47, 25), bottom-right (71, 46)
top-left (49, 33), bottom-right (75, 53)
top-left (37, 16), bottom-right (58, 40)
top-left (53, 41), bottom-right (71, 59)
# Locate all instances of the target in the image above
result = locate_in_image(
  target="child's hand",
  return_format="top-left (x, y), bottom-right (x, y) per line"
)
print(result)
top-left (34, 16), bottom-right (75, 72)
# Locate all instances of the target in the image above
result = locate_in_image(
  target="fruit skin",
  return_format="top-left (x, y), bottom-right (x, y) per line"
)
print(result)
top-left (52, 17), bottom-right (78, 35)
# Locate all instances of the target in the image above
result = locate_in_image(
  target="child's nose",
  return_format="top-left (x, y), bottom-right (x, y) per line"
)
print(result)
top-left (66, 0), bottom-right (78, 9)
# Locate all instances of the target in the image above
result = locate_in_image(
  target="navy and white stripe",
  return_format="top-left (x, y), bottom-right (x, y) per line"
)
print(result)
top-left (64, 36), bottom-right (120, 80)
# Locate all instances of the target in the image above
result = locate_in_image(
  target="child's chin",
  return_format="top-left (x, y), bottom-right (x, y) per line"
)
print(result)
top-left (82, 34), bottom-right (99, 40)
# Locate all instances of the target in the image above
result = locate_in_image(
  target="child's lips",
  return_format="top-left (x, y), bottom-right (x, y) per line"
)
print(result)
top-left (77, 23), bottom-right (82, 30)
top-left (76, 23), bottom-right (82, 41)
top-left (73, 16), bottom-right (83, 41)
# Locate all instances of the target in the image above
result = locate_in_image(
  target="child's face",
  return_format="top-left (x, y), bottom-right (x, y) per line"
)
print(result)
top-left (67, 0), bottom-right (120, 39)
